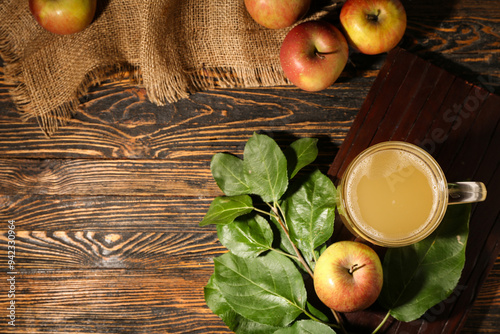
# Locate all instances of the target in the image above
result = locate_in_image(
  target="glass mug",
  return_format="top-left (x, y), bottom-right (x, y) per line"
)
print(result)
top-left (337, 141), bottom-right (487, 247)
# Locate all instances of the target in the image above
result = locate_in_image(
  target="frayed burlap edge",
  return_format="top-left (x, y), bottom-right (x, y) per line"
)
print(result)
top-left (0, 1), bottom-right (343, 137)
top-left (0, 33), bottom-right (289, 137)
top-left (0, 56), bottom-right (289, 138)
top-left (0, 24), bottom-right (133, 136)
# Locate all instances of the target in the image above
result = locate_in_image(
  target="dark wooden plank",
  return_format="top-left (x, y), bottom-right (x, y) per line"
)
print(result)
top-left (462, 257), bottom-right (500, 333)
top-left (0, 194), bottom-right (212, 232)
top-left (446, 100), bottom-right (500, 332)
top-left (402, 71), bottom-right (457, 145)
top-left (0, 158), bottom-right (219, 197)
top-left (447, 93), bottom-right (500, 181)
top-left (418, 79), bottom-right (474, 161)
top-left (0, 231), bottom-right (223, 270)
top-left (0, 269), bottom-right (227, 334)
top-left (327, 48), bottom-right (500, 333)
top-left (371, 56), bottom-right (432, 144)
top-left (0, 80), bottom-right (366, 160)
top-left (402, 0), bottom-right (500, 89)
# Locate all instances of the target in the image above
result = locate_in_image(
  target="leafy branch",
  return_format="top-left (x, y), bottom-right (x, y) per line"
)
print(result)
top-left (200, 133), bottom-right (471, 334)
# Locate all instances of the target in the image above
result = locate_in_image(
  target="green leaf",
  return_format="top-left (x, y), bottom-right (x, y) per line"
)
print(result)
top-left (211, 153), bottom-right (251, 196)
top-left (306, 302), bottom-right (330, 323)
top-left (284, 138), bottom-right (319, 179)
top-left (204, 275), bottom-right (235, 323)
top-left (273, 320), bottom-right (337, 334)
top-left (205, 275), bottom-right (280, 333)
top-left (281, 170), bottom-right (337, 268)
top-left (232, 319), bottom-right (281, 334)
top-left (199, 195), bottom-right (253, 226)
top-left (379, 204), bottom-right (471, 322)
top-left (214, 251), bottom-right (307, 327)
top-left (243, 133), bottom-right (288, 203)
top-left (217, 214), bottom-right (274, 258)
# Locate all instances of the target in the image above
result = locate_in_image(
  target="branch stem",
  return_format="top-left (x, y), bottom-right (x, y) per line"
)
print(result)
top-left (372, 310), bottom-right (391, 334)
top-left (270, 203), bottom-right (315, 278)
top-left (302, 308), bottom-right (341, 329)
top-left (262, 203), bottom-right (348, 333)
top-left (331, 309), bottom-right (348, 334)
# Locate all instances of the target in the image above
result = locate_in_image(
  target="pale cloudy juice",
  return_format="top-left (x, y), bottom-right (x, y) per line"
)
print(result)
top-left (339, 142), bottom-right (448, 247)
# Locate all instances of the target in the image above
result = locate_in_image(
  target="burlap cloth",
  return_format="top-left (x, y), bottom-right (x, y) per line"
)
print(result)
top-left (0, 0), bottom-right (341, 136)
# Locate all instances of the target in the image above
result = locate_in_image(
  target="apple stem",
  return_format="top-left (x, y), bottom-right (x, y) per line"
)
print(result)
top-left (348, 263), bottom-right (366, 275)
top-left (366, 10), bottom-right (381, 23)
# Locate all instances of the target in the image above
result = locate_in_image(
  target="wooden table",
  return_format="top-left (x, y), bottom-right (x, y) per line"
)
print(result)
top-left (0, 0), bottom-right (498, 332)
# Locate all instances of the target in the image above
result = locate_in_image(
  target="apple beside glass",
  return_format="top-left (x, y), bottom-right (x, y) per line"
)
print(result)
top-left (314, 241), bottom-right (383, 313)
top-left (29, 0), bottom-right (97, 35)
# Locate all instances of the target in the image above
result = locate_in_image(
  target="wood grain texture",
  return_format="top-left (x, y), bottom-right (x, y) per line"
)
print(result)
top-left (0, 158), bottom-right (218, 196)
top-left (0, 231), bottom-right (223, 270)
top-left (0, 81), bottom-right (364, 160)
top-left (462, 256), bottom-right (500, 333)
top-left (0, 269), bottom-right (225, 334)
top-left (0, 0), bottom-right (499, 333)
top-left (0, 194), bottom-right (211, 231)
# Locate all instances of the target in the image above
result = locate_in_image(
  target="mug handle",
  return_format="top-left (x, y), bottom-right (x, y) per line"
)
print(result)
top-left (448, 182), bottom-right (487, 204)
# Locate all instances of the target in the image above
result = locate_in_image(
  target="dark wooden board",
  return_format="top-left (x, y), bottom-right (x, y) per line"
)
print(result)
top-left (327, 47), bottom-right (500, 334)
top-left (0, 194), bottom-right (211, 231)
top-left (1, 268), bottom-right (226, 333)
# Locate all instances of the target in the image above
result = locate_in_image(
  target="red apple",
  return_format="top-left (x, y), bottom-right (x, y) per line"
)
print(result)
top-left (29, 0), bottom-right (97, 35)
top-left (340, 0), bottom-right (406, 55)
top-left (279, 21), bottom-right (348, 92)
top-left (244, 0), bottom-right (311, 29)
top-left (313, 241), bottom-right (383, 313)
